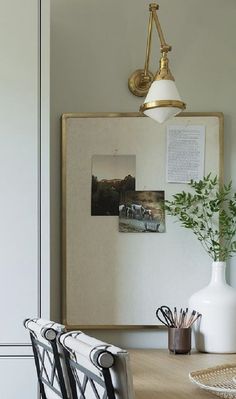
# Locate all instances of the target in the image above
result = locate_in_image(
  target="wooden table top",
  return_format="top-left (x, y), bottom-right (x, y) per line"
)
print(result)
top-left (129, 349), bottom-right (236, 399)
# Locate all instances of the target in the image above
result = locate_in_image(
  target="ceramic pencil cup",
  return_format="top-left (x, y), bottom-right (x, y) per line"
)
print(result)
top-left (168, 327), bottom-right (191, 354)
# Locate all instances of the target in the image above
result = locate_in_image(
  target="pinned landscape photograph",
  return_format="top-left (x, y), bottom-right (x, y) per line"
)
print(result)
top-left (91, 154), bottom-right (136, 216)
top-left (119, 190), bottom-right (165, 233)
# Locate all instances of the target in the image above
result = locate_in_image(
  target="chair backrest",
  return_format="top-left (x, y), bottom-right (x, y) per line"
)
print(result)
top-left (24, 318), bottom-right (69, 399)
top-left (59, 331), bottom-right (135, 399)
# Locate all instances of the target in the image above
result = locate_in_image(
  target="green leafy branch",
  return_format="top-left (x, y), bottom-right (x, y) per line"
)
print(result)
top-left (164, 174), bottom-right (236, 261)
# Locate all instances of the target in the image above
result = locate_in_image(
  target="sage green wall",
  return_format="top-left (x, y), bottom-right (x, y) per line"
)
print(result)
top-left (50, 0), bottom-right (236, 347)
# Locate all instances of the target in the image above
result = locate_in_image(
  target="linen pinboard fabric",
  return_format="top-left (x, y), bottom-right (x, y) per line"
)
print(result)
top-left (62, 113), bottom-right (223, 328)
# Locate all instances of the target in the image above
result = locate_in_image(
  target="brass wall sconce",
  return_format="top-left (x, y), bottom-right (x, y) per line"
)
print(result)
top-left (128, 3), bottom-right (186, 123)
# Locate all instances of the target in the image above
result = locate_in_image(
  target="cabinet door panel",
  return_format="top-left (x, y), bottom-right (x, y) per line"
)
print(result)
top-left (0, 358), bottom-right (37, 399)
top-left (0, 0), bottom-right (39, 344)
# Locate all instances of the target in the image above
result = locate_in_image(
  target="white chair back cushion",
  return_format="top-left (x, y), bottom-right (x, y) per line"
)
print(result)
top-left (24, 318), bottom-right (69, 399)
top-left (25, 318), bottom-right (66, 345)
top-left (60, 331), bottom-right (135, 399)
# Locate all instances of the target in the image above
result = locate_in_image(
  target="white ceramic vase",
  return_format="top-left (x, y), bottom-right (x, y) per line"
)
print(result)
top-left (189, 261), bottom-right (236, 353)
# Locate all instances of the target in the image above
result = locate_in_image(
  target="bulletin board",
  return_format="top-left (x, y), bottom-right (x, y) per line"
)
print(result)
top-left (62, 112), bottom-right (224, 329)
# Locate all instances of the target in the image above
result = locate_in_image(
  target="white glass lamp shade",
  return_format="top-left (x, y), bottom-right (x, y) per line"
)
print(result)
top-left (141, 79), bottom-right (186, 123)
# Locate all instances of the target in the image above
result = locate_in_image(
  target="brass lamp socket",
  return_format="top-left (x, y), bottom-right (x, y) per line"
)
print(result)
top-left (154, 54), bottom-right (175, 81)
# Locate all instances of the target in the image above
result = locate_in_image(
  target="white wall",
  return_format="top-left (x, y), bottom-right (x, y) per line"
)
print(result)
top-left (50, 0), bottom-right (236, 347)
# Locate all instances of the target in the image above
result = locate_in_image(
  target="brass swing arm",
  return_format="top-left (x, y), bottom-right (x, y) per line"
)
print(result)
top-left (128, 3), bottom-right (173, 97)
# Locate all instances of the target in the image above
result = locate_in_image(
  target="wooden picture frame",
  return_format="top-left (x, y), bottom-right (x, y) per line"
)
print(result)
top-left (62, 112), bottom-right (224, 329)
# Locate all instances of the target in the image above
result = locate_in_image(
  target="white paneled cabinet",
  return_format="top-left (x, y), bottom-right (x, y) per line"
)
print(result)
top-left (0, 0), bottom-right (49, 397)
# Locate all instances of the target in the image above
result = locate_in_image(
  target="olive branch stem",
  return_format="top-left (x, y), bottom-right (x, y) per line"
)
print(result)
top-left (164, 174), bottom-right (236, 262)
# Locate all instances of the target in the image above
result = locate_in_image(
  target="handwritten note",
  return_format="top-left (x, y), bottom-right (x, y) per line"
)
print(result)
top-left (166, 125), bottom-right (205, 183)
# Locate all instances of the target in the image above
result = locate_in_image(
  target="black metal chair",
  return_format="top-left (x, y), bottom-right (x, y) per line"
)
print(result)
top-left (59, 331), bottom-right (135, 399)
top-left (24, 318), bottom-right (70, 399)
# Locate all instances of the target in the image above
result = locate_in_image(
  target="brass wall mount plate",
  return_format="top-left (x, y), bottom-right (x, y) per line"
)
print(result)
top-left (128, 69), bottom-right (154, 97)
